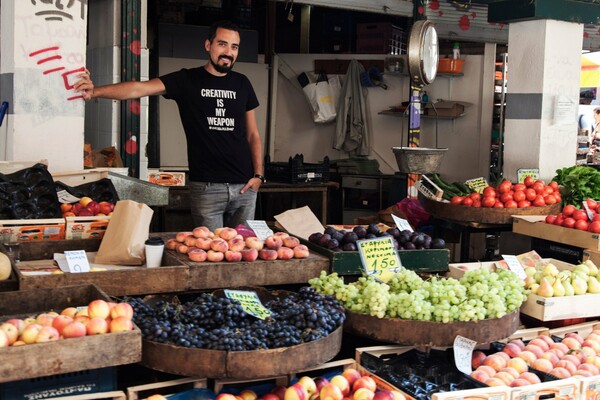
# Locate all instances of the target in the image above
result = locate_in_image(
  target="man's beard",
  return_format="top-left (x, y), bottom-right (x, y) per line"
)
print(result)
top-left (211, 55), bottom-right (234, 73)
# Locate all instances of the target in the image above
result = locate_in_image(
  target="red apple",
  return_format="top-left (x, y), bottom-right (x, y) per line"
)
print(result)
top-left (342, 368), bottom-right (362, 387)
top-left (35, 326), bottom-right (60, 342)
top-left (472, 350), bottom-right (487, 369)
top-left (78, 208), bottom-right (94, 217)
top-left (86, 317), bottom-right (108, 335)
top-left (260, 395), bottom-right (281, 400)
top-left (372, 391), bottom-right (395, 400)
top-left (297, 376), bottom-right (318, 396)
top-left (51, 315), bottom-right (74, 336)
top-left (98, 201), bottom-right (113, 215)
top-left (86, 201), bottom-right (100, 215)
top-left (0, 322), bottom-right (18, 344)
top-left (314, 377), bottom-right (329, 394)
top-left (352, 388), bottom-right (374, 400)
top-left (20, 323), bottom-right (43, 344)
top-left (62, 321), bottom-right (87, 338)
top-left (110, 302), bottom-right (134, 320)
top-left (109, 316), bottom-right (133, 333)
top-left (272, 386), bottom-right (287, 400)
top-left (87, 299), bottom-right (111, 319)
top-left (330, 375), bottom-right (350, 396)
top-left (319, 383), bottom-right (343, 400)
top-left (285, 383), bottom-right (309, 400)
top-left (36, 313), bottom-right (55, 327)
top-left (239, 390), bottom-right (258, 400)
top-left (5, 318), bottom-right (26, 335)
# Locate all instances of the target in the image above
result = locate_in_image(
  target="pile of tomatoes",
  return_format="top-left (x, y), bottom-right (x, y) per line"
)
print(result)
top-left (450, 177), bottom-right (561, 208)
top-left (544, 199), bottom-right (600, 233)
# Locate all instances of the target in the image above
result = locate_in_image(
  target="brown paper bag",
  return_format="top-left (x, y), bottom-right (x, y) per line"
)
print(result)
top-left (95, 200), bottom-right (154, 265)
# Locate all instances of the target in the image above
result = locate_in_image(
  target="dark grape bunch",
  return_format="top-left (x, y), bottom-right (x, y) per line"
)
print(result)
top-left (123, 287), bottom-right (345, 352)
top-left (308, 224), bottom-right (446, 252)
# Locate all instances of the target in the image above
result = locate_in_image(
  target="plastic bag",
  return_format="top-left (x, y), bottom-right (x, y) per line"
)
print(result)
top-left (397, 198), bottom-right (430, 229)
top-left (301, 72), bottom-right (341, 123)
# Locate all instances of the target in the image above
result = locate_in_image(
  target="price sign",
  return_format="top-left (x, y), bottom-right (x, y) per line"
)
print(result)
top-left (246, 220), bottom-right (274, 241)
top-left (583, 202), bottom-right (596, 221)
top-left (392, 215), bottom-right (413, 232)
top-left (454, 335), bottom-right (478, 374)
top-left (57, 190), bottom-right (81, 204)
top-left (64, 250), bottom-right (91, 273)
top-left (465, 177), bottom-right (488, 194)
top-left (224, 290), bottom-right (272, 320)
top-left (517, 168), bottom-right (540, 183)
top-left (357, 237), bottom-right (402, 283)
top-left (502, 255), bottom-right (527, 280)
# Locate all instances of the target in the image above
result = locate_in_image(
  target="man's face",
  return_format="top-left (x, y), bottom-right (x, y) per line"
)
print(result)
top-left (205, 27), bottom-right (240, 74)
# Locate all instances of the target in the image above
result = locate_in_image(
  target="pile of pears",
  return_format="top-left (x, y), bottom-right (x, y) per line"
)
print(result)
top-left (524, 259), bottom-right (600, 297)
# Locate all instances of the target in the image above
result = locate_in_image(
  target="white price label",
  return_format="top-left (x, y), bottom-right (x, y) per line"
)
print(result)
top-left (454, 335), bottom-right (477, 374)
top-left (583, 202), bottom-right (595, 221)
top-left (57, 189), bottom-right (80, 204)
top-left (246, 220), bottom-right (274, 241)
top-left (502, 255), bottom-right (527, 280)
top-left (64, 250), bottom-right (91, 273)
top-left (392, 215), bottom-right (413, 232)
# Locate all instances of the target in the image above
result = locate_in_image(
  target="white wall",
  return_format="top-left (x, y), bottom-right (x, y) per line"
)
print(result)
top-left (273, 53), bottom-right (493, 182)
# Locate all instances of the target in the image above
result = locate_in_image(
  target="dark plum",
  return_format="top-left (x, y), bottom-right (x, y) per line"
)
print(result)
top-left (342, 242), bottom-right (357, 251)
top-left (326, 238), bottom-right (340, 250)
top-left (365, 233), bottom-right (377, 239)
top-left (367, 223), bottom-right (381, 235)
top-left (324, 226), bottom-right (337, 236)
top-left (404, 242), bottom-right (416, 250)
top-left (431, 238), bottom-right (446, 249)
top-left (308, 232), bottom-right (323, 243)
top-left (398, 232), bottom-right (411, 245)
top-left (343, 232), bottom-right (359, 244)
top-left (387, 228), bottom-right (400, 238)
top-left (411, 233), bottom-right (425, 246)
top-left (332, 230), bottom-right (345, 243)
top-left (318, 233), bottom-right (332, 246)
top-left (353, 225), bottom-right (367, 239)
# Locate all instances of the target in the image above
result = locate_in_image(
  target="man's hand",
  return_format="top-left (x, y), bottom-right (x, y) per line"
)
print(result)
top-left (240, 177), bottom-right (262, 194)
top-left (74, 68), bottom-right (94, 101)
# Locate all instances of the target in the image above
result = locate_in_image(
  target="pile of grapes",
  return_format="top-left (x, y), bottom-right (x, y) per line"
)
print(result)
top-left (123, 287), bottom-right (345, 351)
top-left (309, 268), bottom-right (527, 323)
top-left (309, 224), bottom-right (445, 252)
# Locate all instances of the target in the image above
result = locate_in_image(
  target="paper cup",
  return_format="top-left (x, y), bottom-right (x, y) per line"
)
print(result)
top-left (145, 237), bottom-right (164, 268)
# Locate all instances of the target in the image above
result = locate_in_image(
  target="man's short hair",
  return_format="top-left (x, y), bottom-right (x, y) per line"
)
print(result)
top-left (207, 20), bottom-right (240, 42)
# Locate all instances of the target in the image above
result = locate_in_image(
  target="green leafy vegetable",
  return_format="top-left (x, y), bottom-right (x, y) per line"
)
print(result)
top-left (553, 166), bottom-right (600, 207)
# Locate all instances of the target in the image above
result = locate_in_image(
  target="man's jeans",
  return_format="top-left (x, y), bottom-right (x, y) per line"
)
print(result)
top-left (189, 181), bottom-right (257, 231)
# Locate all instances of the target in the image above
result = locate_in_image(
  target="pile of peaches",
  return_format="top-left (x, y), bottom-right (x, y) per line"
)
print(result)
top-left (61, 196), bottom-right (115, 218)
top-left (167, 227), bottom-right (310, 263)
top-left (0, 299), bottom-right (134, 347)
top-left (214, 367), bottom-right (405, 400)
top-left (470, 331), bottom-right (600, 387)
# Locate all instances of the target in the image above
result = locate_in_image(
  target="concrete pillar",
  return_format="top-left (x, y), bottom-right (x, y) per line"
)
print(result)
top-left (503, 19), bottom-right (583, 182)
top-left (0, 0), bottom-right (88, 172)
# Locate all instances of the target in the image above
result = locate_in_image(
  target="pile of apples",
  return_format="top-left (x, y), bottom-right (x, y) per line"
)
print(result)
top-left (61, 196), bottom-right (115, 218)
top-left (0, 299), bottom-right (134, 347)
top-left (523, 259), bottom-right (600, 297)
top-left (214, 368), bottom-right (405, 400)
top-left (471, 330), bottom-right (600, 386)
top-left (168, 227), bottom-right (310, 263)
top-left (451, 178), bottom-right (560, 208)
top-left (544, 200), bottom-right (600, 233)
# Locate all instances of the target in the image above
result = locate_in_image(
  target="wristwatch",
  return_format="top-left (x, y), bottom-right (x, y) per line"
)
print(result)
top-left (254, 174), bottom-right (266, 183)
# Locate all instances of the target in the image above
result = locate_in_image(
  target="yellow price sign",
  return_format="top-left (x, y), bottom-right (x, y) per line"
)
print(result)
top-left (465, 177), bottom-right (489, 194)
top-left (517, 168), bottom-right (540, 183)
top-left (357, 237), bottom-right (402, 283)
top-left (224, 290), bottom-right (271, 320)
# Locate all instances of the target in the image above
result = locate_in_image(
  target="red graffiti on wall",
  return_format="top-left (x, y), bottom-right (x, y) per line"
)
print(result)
top-left (29, 46), bottom-right (85, 100)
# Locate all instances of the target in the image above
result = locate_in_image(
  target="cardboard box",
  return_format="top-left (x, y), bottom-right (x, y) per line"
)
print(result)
top-left (65, 216), bottom-right (111, 240)
top-left (508, 377), bottom-right (579, 400)
top-left (147, 170), bottom-right (186, 186)
top-left (513, 215), bottom-right (600, 250)
top-left (0, 218), bottom-right (65, 242)
top-left (583, 249), bottom-right (600, 266)
top-left (425, 100), bottom-right (470, 117)
top-left (577, 374), bottom-right (600, 400)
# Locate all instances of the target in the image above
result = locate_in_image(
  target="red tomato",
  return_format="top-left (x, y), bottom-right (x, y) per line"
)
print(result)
top-left (525, 188), bottom-right (537, 202)
top-left (498, 180), bottom-right (512, 194)
top-left (524, 176), bottom-right (535, 187)
top-left (573, 210), bottom-right (589, 221)
top-left (594, 214), bottom-right (600, 223)
top-left (505, 200), bottom-right (518, 208)
top-left (562, 205), bottom-right (576, 216)
top-left (451, 196), bottom-right (464, 205)
top-left (544, 186), bottom-right (554, 195)
top-left (517, 200), bottom-right (531, 208)
top-left (469, 192), bottom-right (481, 202)
top-left (513, 183), bottom-right (526, 192)
top-left (544, 195), bottom-right (557, 205)
top-left (533, 195), bottom-right (546, 207)
top-left (482, 187), bottom-right (496, 197)
top-left (549, 181), bottom-right (559, 191)
top-left (554, 192), bottom-right (562, 202)
top-left (545, 215), bottom-right (557, 224)
top-left (472, 200), bottom-right (481, 208)
top-left (513, 190), bottom-right (526, 202)
top-left (555, 216), bottom-right (564, 225)
top-left (493, 201), bottom-right (504, 208)
top-left (500, 193), bottom-right (513, 204)
top-left (589, 221), bottom-right (600, 233)
top-left (586, 199), bottom-right (598, 210)
top-left (482, 196), bottom-right (496, 208)
top-left (532, 182), bottom-right (545, 194)
top-left (575, 219), bottom-right (589, 231)
top-left (461, 197), bottom-right (474, 207)
top-left (563, 217), bottom-right (576, 229)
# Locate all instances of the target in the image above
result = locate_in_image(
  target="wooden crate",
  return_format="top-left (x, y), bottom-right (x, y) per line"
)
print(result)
top-left (32, 391), bottom-right (126, 400)
top-left (0, 285), bottom-right (141, 383)
top-left (513, 215), bottom-right (600, 250)
top-left (547, 320), bottom-right (600, 339)
top-left (127, 377), bottom-right (207, 400)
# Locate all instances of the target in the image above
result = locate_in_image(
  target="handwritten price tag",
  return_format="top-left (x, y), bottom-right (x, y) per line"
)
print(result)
top-left (517, 168), bottom-right (540, 183)
top-left (224, 290), bottom-right (272, 320)
top-left (454, 335), bottom-right (478, 374)
top-left (357, 237), bottom-right (402, 283)
top-left (246, 220), bottom-right (274, 241)
top-left (392, 215), bottom-right (413, 232)
top-left (64, 250), bottom-right (91, 273)
top-left (502, 255), bottom-right (527, 280)
top-left (465, 177), bottom-right (489, 194)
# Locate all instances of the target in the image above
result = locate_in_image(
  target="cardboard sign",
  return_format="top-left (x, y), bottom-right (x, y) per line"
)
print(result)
top-left (583, 202), bottom-right (596, 221)
top-left (54, 250), bottom-right (91, 273)
top-left (517, 168), bottom-right (540, 183)
top-left (465, 177), bottom-right (488, 194)
top-left (224, 290), bottom-right (272, 320)
top-left (392, 215), bottom-right (413, 232)
top-left (357, 237), bottom-right (401, 283)
top-left (454, 335), bottom-right (477, 374)
top-left (246, 220), bottom-right (273, 241)
top-left (502, 255), bottom-right (527, 280)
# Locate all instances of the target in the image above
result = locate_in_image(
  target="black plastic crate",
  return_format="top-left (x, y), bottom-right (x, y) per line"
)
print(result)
top-left (265, 155), bottom-right (330, 184)
top-left (0, 367), bottom-right (116, 400)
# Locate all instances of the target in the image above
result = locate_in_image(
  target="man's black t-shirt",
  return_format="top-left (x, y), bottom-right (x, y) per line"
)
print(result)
top-left (160, 67), bottom-right (259, 183)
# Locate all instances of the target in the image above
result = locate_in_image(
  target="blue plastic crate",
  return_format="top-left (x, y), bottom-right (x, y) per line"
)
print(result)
top-left (0, 367), bottom-right (116, 400)
top-left (167, 388), bottom-right (216, 400)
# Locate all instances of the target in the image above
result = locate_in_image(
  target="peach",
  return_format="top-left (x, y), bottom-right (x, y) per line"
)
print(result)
top-left (506, 357), bottom-right (528, 374)
top-left (195, 237), bottom-right (213, 251)
top-left (297, 376), bottom-right (318, 396)
top-left (561, 337), bottom-right (581, 350)
top-left (111, 302), bottom-right (134, 320)
top-left (185, 235), bottom-right (198, 247)
top-left (245, 236), bottom-right (264, 251)
top-left (241, 248), bottom-right (259, 262)
top-left (565, 332), bottom-right (584, 344)
top-left (5, 318), bottom-right (25, 335)
top-left (176, 243), bottom-right (189, 254)
top-left (109, 316), bottom-right (133, 333)
top-left (518, 371), bottom-right (541, 385)
top-left (166, 239), bottom-right (179, 250)
top-left (578, 363), bottom-right (600, 375)
top-left (86, 317), bottom-right (108, 335)
top-left (493, 371), bottom-right (515, 385)
top-left (582, 340), bottom-right (600, 353)
top-left (319, 383), bottom-right (343, 400)
top-left (499, 367), bottom-right (519, 379)
top-left (588, 333), bottom-right (600, 342)
top-left (286, 383), bottom-right (309, 400)
top-left (502, 342), bottom-right (522, 357)
top-left (225, 250), bottom-right (243, 263)
top-left (483, 377), bottom-right (506, 386)
top-left (0, 323), bottom-right (18, 344)
top-left (550, 341), bottom-right (569, 353)
top-left (492, 351), bottom-right (510, 361)
top-left (277, 247), bottom-right (295, 260)
top-left (88, 299), bottom-right (111, 319)
top-left (532, 358), bottom-right (554, 373)
top-left (555, 360), bottom-right (577, 375)
top-left (228, 237), bottom-right (246, 252)
top-left (574, 369), bottom-right (594, 377)
top-left (472, 350), bottom-right (487, 369)
top-left (330, 375), bottom-right (350, 396)
top-left (483, 355), bottom-right (507, 371)
top-left (539, 351), bottom-right (559, 366)
top-left (265, 235), bottom-right (283, 250)
top-left (510, 378), bottom-right (531, 387)
top-left (529, 338), bottom-right (550, 352)
top-left (352, 377), bottom-right (376, 393)
top-left (470, 370), bottom-right (490, 383)
top-left (211, 238), bottom-right (229, 253)
top-left (548, 367), bottom-right (571, 379)
top-left (293, 245), bottom-right (310, 259)
top-left (51, 315), bottom-right (73, 336)
top-left (176, 231), bottom-right (193, 242)
top-left (523, 344), bottom-right (544, 358)
top-left (475, 365), bottom-right (497, 377)
top-left (188, 248), bottom-right (208, 262)
top-left (35, 326), bottom-right (60, 342)
top-left (562, 354), bottom-right (582, 367)
top-left (259, 249), bottom-right (278, 261)
top-left (517, 351), bottom-right (537, 366)
top-left (274, 232), bottom-right (290, 240)
top-left (62, 321), bottom-right (87, 338)
top-left (219, 227), bottom-right (239, 240)
top-left (185, 246), bottom-right (198, 254)
top-left (207, 250), bottom-right (225, 262)
top-left (536, 335), bottom-right (555, 347)
top-left (282, 236), bottom-right (301, 248)
top-left (509, 339), bottom-right (526, 350)
top-left (192, 226), bottom-right (212, 239)
top-left (342, 368), bottom-right (362, 387)
top-left (548, 348), bottom-right (565, 359)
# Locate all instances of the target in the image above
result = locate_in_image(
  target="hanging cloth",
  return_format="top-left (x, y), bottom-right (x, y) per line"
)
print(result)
top-left (333, 60), bottom-right (370, 156)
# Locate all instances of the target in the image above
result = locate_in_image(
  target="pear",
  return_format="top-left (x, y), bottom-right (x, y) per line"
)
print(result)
top-left (534, 271), bottom-right (543, 283)
top-left (537, 279), bottom-right (554, 297)
top-left (572, 276), bottom-right (588, 295)
top-left (563, 278), bottom-right (575, 296)
top-left (552, 278), bottom-right (566, 297)
top-left (524, 276), bottom-right (536, 288)
top-left (529, 283), bottom-right (540, 295)
top-left (585, 260), bottom-right (600, 276)
top-left (557, 270), bottom-right (572, 280)
top-left (541, 275), bottom-right (555, 286)
top-left (525, 266), bottom-right (537, 277)
top-left (543, 263), bottom-right (559, 277)
top-left (573, 270), bottom-right (590, 282)
top-left (574, 264), bottom-right (590, 275)
top-left (588, 277), bottom-right (600, 294)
